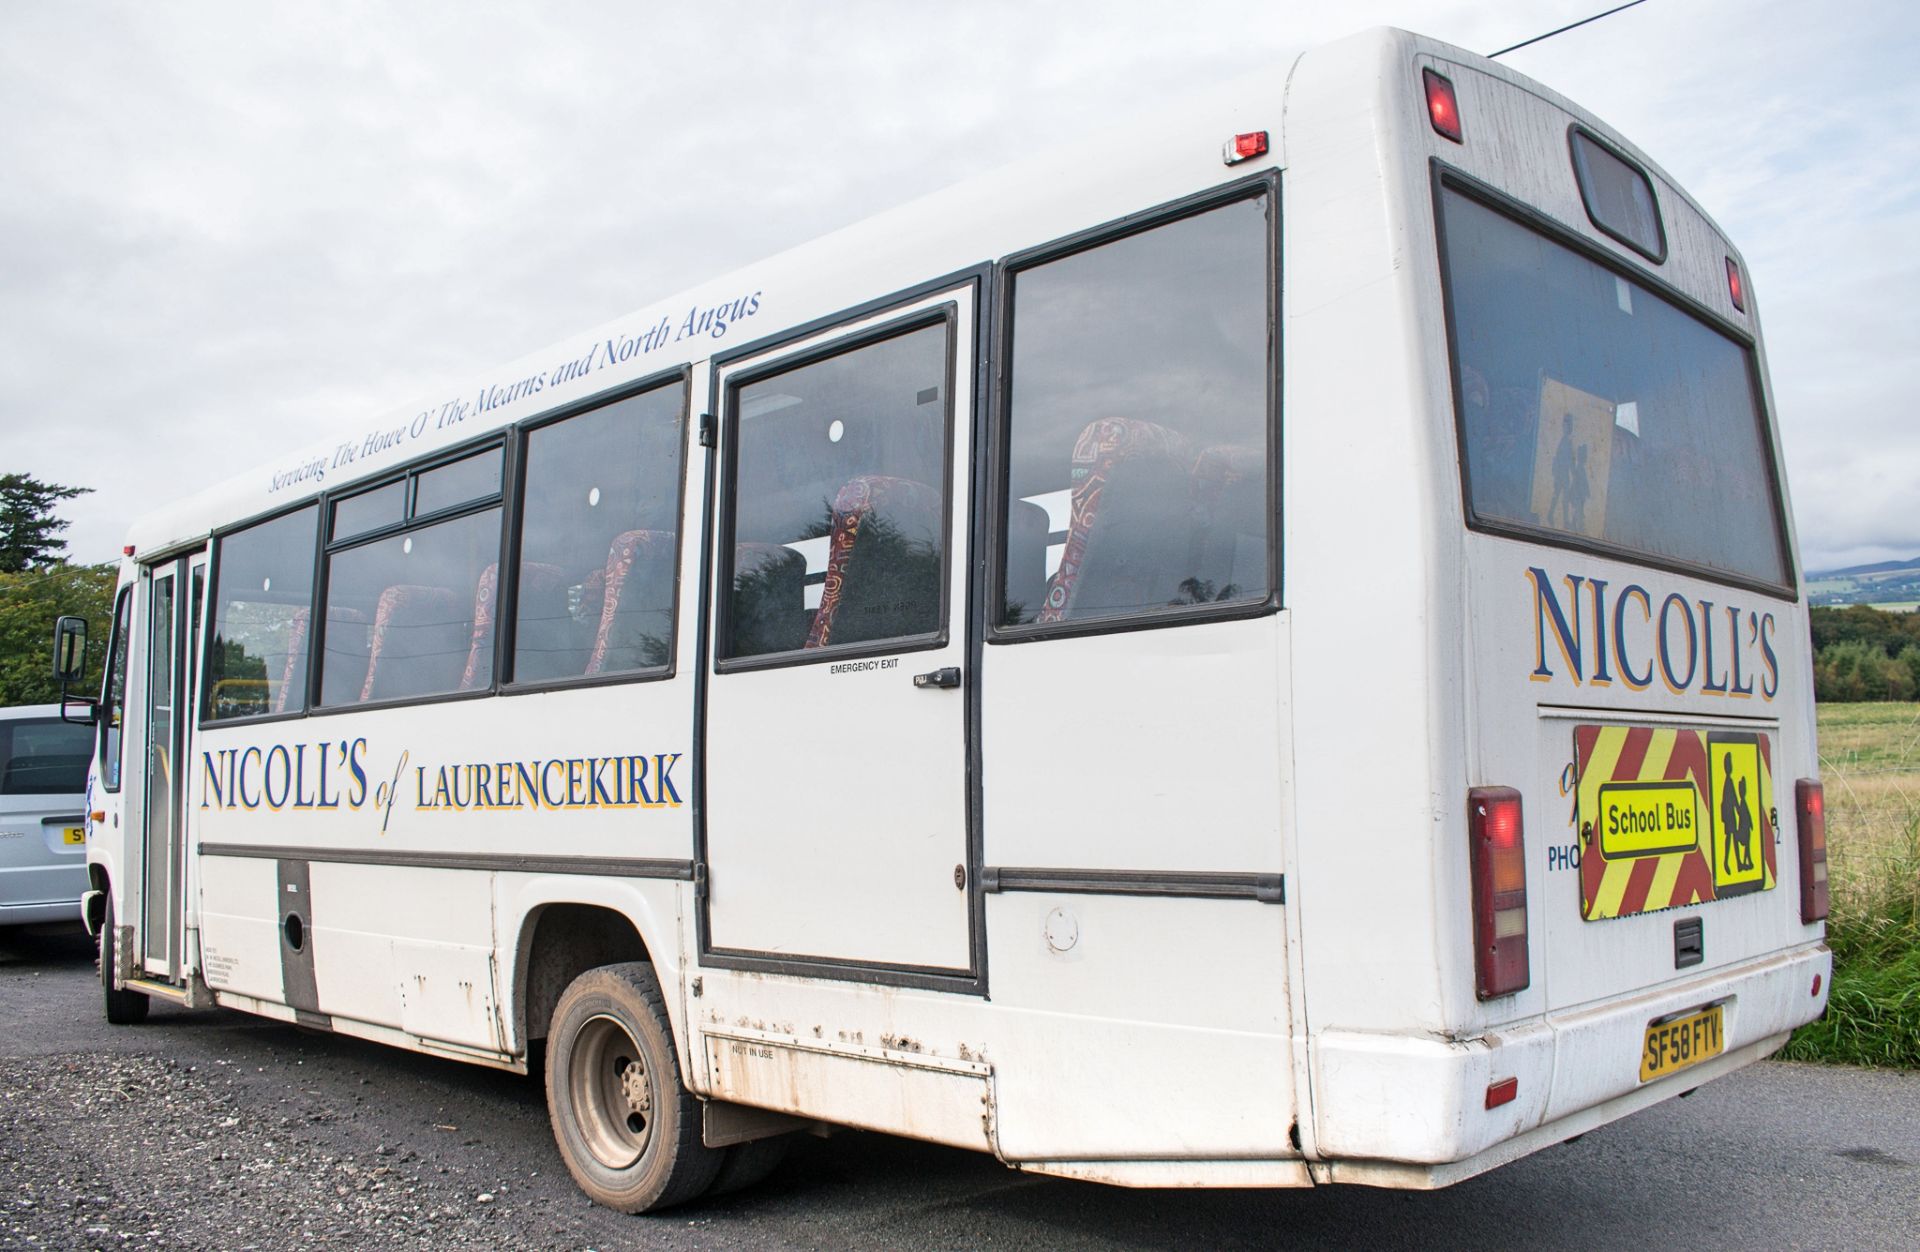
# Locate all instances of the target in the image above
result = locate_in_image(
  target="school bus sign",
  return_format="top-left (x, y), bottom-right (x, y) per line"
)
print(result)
top-left (1575, 725), bottom-right (1776, 921)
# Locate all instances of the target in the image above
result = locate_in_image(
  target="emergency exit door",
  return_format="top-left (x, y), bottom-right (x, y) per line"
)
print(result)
top-left (700, 286), bottom-right (979, 979)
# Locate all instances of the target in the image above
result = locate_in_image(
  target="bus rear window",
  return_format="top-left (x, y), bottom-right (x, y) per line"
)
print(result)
top-left (1439, 185), bottom-right (1789, 590)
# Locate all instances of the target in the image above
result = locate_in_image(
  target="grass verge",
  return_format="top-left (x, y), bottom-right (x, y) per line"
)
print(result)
top-left (1778, 702), bottom-right (1920, 1067)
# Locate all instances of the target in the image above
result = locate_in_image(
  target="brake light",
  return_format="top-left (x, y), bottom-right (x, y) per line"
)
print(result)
top-left (1726, 257), bottom-right (1746, 312)
top-left (1468, 787), bottom-right (1529, 998)
top-left (1223, 130), bottom-right (1269, 165)
top-left (1424, 69), bottom-right (1463, 143)
top-left (1796, 779), bottom-right (1828, 923)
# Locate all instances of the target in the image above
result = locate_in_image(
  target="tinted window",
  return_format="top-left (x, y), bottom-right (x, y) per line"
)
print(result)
top-left (318, 449), bottom-right (505, 707)
top-left (320, 509), bottom-right (503, 704)
top-left (1441, 186), bottom-right (1788, 588)
top-left (331, 480), bottom-right (404, 541)
top-left (516, 384), bottom-right (685, 681)
top-left (1001, 194), bottom-right (1271, 626)
top-left (101, 588), bottom-right (130, 791)
top-left (207, 505), bottom-right (319, 720)
top-left (725, 321), bottom-right (949, 659)
top-left (1571, 130), bottom-right (1664, 261)
top-left (416, 448), bottom-right (503, 516)
top-left (0, 718), bottom-right (94, 795)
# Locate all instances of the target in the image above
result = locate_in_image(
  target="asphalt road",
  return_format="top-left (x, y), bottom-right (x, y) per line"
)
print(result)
top-left (3, 926), bottom-right (1915, 1251)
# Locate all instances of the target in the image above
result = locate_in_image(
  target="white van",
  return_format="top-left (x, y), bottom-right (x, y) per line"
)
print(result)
top-left (0, 705), bottom-right (93, 928)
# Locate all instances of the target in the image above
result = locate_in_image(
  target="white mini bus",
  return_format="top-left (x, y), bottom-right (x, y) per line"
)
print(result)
top-left (58, 27), bottom-right (1831, 1211)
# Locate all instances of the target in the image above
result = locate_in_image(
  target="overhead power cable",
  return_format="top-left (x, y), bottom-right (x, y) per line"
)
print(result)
top-left (1488, 0), bottom-right (1649, 59)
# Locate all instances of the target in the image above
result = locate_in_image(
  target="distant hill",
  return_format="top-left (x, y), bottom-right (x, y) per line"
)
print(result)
top-left (1807, 553), bottom-right (1920, 608)
top-left (1809, 555), bottom-right (1920, 579)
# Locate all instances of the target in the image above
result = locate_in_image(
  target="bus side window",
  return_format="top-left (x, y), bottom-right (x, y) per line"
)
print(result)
top-left (514, 382), bottom-right (686, 682)
top-left (724, 321), bottom-right (949, 661)
top-left (206, 504), bottom-right (321, 721)
top-left (1000, 192), bottom-right (1272, 627)
top-left (100, 586), bottom-right (132, 790)
top-left (318, 448), bottom-right (506, 707)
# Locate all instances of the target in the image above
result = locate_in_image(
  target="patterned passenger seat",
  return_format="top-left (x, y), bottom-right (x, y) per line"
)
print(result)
top-left (360, 585), bottom-right (467, 703)
top-left (1188, 443), bottom-right (1266, 603)
top-left (586, 530), bottom-right (677, 675)
top-left (1003, 499), bottom-right (1052, 625)
top-left (804, 474), bottom-right (943, 649)
top-left (462, 561), bottom-right (568, 689)
top-left (1037, 417), bottom-right (1193, 622)
top-left (727, 542), bottom-right (810, 657)
top-left (276, 605), bottom-right (369, 713)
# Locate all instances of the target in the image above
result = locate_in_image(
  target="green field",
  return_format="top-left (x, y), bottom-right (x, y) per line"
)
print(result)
top-left (1779, 702), bottom-right (1920, 1067)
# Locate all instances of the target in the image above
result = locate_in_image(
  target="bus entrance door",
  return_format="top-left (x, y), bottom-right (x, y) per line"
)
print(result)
top-left (136, 550), bottom-right (205, 982)
top-left (700, 288), bottom-right (979, 980)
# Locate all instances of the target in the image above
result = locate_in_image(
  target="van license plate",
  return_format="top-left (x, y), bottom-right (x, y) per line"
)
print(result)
top-left (1640, 1004), bottom-right (1724, 1082)
top-left (62, 827), bottom-right (85, 845)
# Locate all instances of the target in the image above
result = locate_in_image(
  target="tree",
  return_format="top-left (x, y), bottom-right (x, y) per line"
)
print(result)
top-left (0, 562), bottom-right (116, 706)
top-left (0, 473), bottom-right (92, 573)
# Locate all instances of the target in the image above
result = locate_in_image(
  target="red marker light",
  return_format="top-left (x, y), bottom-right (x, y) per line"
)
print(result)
top-left (1223, 130), bottom-right (1269, 165)
top-left (1485, 1077), bottom-right (1519, 1109)
top-left (1726, 256), bottom-right (1746, 312)
top-left (1424, 69), bottom-right (1462, 143)
top-left (122, 545), bottom-right (136, 557)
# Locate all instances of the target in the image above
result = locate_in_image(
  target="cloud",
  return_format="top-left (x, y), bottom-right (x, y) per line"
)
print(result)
top-left (2, 0), bottom-right (1914, 576)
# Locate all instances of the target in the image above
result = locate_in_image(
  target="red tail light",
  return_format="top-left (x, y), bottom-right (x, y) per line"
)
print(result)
top-left (1424, 69), bottom-right (1463, 143)
top-left (1796, 779), bottom-right (1828, 924)
top-left (1468, 787), bottom-right (1529, 998)
top-left (1725, 256), bottom-right (1746, 312)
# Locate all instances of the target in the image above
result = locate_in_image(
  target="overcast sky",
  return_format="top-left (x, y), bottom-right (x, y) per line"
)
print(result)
top-left (3, 0), bottom-right (1914, 574)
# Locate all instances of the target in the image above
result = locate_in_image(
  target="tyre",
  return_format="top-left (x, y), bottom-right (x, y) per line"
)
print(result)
top-left (98, 895), bottom-right (149, 1026)
top-left (706, 1133), bottom-right (793, 1197)
top-left (544, 962), bottom-right (719, 1212)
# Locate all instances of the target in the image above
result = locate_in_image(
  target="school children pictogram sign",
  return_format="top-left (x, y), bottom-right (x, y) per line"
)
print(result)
top-left (1575, 725), bottom-right (1776, 921)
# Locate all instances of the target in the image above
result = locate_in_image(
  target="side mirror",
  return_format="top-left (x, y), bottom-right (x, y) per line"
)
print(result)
top-left (52, 616), bottom-right (98, 725)
top-left (53, 615), bottom-right (89, 683)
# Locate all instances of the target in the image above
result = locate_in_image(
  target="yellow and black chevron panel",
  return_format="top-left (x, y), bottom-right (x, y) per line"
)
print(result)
top-left (1575, 725), bottom-right (1775, 921)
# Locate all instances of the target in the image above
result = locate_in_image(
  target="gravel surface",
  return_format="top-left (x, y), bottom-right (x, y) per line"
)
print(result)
top-left (0, 1052), bottom-right (518, 1244)
top-left (4, 926), bottom-right (1917, 1250)
top-left (0, 1049), bottom-right (569, 1250)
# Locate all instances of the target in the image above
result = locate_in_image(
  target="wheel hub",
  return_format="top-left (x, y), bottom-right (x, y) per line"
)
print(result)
top-left (570, 1013), bottom-right (655, 1170)
top-left (619, 1056), bottom-right (651, 1116)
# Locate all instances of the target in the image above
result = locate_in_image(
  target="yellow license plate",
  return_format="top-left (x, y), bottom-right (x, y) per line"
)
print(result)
top-left (62, 826), bottom-right (85, 845)
top-left (1640, 1004), bottom-right (1724, 1082)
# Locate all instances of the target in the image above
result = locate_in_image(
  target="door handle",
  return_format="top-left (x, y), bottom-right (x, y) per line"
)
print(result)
top-left (913, 667), bottom-right (962, 690)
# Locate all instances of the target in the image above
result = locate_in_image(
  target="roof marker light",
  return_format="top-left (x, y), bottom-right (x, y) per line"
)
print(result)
top-left (1726, 256), bottom-right (1746, 312)
top-left (122, 545), bottom-right (136, 557)
top-left (1223, 130), bottom-right (1269, 165)
top-left (1424, 69), bottom-right (1463, 143)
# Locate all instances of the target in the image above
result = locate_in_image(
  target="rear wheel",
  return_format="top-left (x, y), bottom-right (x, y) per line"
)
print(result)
top-left (544, 962), bottom-right (719, 1212)
top-left (98, 895), bottom-right (148, 1026)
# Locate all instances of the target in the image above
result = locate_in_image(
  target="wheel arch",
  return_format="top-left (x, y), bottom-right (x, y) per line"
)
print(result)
top-left (504, 878), bottom-right (689, 1070)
